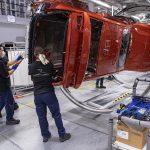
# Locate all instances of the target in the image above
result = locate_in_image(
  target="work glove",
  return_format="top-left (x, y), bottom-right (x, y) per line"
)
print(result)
top-left (16, 55), bottom-right (24, 61)
top-left (12, 64), bottom-right (19, 71)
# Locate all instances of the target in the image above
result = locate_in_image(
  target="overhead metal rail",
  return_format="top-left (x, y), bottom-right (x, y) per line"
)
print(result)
top-left (61, 72), bottom-right (150, 114)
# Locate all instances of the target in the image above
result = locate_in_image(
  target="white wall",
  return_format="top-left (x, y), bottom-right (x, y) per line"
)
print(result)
top-left (0, 15), bottom-right (30, 43)
top-left (0, 23), bottom-right (26, 43)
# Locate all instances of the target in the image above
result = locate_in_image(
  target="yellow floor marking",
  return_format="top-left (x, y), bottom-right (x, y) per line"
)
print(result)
top-left (113, 92), bottom-right (130, 104)
top-left (19, 102), bottom-right (34, 109)
top-left (70, 82), bottom-right (95, 94)
top-left (79, 82), bottom-right (95, 89)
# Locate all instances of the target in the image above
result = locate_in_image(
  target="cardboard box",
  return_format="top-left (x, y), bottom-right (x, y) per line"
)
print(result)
top-left (116, 122), bottom-right (148, 149)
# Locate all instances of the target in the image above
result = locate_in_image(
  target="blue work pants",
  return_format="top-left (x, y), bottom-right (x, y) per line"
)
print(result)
top-left (0, 89), bottom-right (15, 110)
top-left (96, 78), bottom-right (104, 87)
top-left (34, 88), bottom-right (66, 138)
top-left (0, 88), bottom-right (14, 120)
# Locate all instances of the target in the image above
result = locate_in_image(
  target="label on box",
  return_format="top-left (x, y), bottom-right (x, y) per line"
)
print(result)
top-left (117, 130), bottom-right (129, 140)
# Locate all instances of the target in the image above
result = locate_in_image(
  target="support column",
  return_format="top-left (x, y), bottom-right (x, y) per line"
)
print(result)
top-left (4, 0), bottom-right (7, 15)
top-left (108, 118), bottom-right (113, 150)
top-left (147, 130), bottom-right (150, 150)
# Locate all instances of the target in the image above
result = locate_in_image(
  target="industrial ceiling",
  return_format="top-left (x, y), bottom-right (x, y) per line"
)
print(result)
top-left (81, 0), bottom-right (150, 24)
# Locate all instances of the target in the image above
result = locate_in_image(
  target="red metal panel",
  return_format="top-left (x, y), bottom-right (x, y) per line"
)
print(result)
top-left (63, 13), bottom-right (83, 88)
top-left (96, 22), bottom-right (123, 76)
top-left (74, 12), bottom-right (91, 88)
top-left (125, 24), bottom-right (150, 71)
top-left (63, 12), bottom-right (91, 88)
top-left (30, 0), bottom-right (150, 88)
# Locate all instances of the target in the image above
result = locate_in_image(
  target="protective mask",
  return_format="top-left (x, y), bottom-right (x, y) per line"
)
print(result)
top-left (2, 51), bottom-right (6, 58)
top-left (0, 51), bottom-right (6, 58)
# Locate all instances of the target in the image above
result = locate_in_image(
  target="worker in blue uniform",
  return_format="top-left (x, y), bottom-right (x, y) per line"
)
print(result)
top-left (28, 46), bottom-right (71, 143)
top-left (0, 45), bottom-right (21, 118)
top-left (0, 46), bottom-right (22, 124)
top-left (1, 46), bottom-right (19, 109)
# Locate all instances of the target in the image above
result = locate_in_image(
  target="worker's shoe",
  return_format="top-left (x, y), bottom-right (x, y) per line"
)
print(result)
top-left (14, 102), bottom-right (19, 110)
top-left (59, 133), bottom-right (71, 142)
top-left (0, 111), bottom-right (2, 118)
top-left (6, 118), bottom-right (20, 125)
top-left (43, 134), bottom-right (51, 143)
top-left (96, 85), bottom-right (99, 88)
top-left (99, 85), bottom-right (106, 89)
top-left (107, 76), bottom-right (114, 81)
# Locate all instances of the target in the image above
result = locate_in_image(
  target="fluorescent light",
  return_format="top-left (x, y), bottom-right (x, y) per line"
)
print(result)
top-left (131, 15), bottom-right (140, 20)
top-left (88, 0), bottom-right (112, 9)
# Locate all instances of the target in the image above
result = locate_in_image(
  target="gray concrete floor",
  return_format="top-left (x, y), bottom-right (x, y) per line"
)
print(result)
top-left (0, 71), bottom-right (150, 150)
top-left (0, 88), bottom-right (109, 150)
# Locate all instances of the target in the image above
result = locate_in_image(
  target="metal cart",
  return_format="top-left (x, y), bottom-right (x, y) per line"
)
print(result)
top-left (108, 112), bottom-right (150, 150)
top-left (108, 78), bottom-right (150, 150)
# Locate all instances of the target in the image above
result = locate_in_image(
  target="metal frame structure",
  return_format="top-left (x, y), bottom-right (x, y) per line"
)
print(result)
top-left (108, 78), bottom-right (150, 150)
top-left (60, 73), bottom-right (150, 114)
top-left (108, 112), bottom-right (150, 150)
top-left (0, 0), bottom-right (28, 18)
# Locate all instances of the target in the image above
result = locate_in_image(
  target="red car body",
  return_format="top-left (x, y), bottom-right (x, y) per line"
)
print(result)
top-left (28, 0), bottom-right (150, 88)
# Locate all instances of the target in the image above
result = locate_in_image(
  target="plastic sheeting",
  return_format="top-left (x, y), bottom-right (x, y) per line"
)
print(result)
top-left (8, 50), bottom-right (33, 86)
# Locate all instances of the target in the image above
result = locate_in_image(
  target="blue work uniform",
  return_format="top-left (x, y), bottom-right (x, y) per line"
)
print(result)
top-left (0, 58), bottom-right (14, 121)
top-left (28, 61), bottom-right (66, 138)
top-left (0, 55), bottom-right (18, 112)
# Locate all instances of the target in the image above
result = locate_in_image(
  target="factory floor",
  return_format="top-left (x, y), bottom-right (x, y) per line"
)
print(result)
top-left (0, 71), bottom-right (150, 150)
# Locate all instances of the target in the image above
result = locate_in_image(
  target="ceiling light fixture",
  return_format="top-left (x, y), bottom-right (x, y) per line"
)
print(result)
top-left (88, 0), bottom-right (112, 9)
